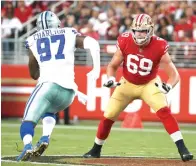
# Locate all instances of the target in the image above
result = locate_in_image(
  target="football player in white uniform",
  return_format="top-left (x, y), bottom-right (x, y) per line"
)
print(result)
top-left (17, 11), bottom-right (100, 161)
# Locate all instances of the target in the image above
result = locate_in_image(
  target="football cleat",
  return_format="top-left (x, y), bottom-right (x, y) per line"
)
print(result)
top-left (83, 149), bottom-right (101, 158)
top-left (33, 136), bottom-right (49, 157)
top-left (16, 143), bottom-right (33, 161)
top-left (178, 147), bottom-right (194, 162)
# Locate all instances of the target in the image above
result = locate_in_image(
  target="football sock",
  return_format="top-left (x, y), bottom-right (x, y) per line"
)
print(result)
top-left (42, 113), bottom-right (56, 138)
top-left (20, 121), bottom-right (34, 145)
top-left (95, 137), bottom-right (105, 145)
top-left (156, 107), bottom-right (184, 143)
top-left (23, 134), bottom-right (33, 145)
top-left (170, 131), bottom-right (183, 142)
top-left (156, 107), bottom-right (180, 134)
top-left (95, 117), bottom-right (115, 145)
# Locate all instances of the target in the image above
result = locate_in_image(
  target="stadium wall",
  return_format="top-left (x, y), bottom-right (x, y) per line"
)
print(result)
top-left (1, 65), bottom-right (196, 123)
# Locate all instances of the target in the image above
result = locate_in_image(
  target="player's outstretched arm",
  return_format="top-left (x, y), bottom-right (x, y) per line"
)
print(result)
top-left (103, 48), bottom-right (123, 88)
top-left (156, 52), bottom-right (180, 93)
top-left (76, 35), bottom-right (100, 80)
top-left (28, 49), bottom-right (40, 80)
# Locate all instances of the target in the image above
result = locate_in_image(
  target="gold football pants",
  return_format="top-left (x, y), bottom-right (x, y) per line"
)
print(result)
top-left (104, 77), bottom-right (168, 120)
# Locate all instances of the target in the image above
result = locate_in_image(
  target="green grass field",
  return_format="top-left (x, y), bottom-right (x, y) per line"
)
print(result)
top-left (1, 119), bottom-right (196, 166)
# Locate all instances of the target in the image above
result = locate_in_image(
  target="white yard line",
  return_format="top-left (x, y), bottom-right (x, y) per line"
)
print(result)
top-left (1, 159), bottom-right (86, 166)
top-left (2, 123), bottom-right (196, 134)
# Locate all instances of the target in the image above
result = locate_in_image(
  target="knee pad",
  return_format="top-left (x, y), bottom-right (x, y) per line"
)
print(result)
top-left (156, 107), bottom-right (171, 120)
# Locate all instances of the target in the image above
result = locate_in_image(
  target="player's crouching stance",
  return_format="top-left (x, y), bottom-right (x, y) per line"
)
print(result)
top-left (83, 14), bottom-right (193, 162)
top-left (16, 11), bottom-right (100, 161)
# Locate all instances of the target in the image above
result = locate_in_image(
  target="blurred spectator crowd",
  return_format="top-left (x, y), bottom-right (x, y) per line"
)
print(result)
top-left (1, 0), bottom-right (196, 42)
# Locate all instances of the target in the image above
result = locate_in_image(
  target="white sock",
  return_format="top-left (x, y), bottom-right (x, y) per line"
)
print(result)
top-left (23, 134), bottom-right (32, 145)
top-left (95, 137), bottom-right (105, 145)
top-left (170, 131), bottom-right (183, 142)
top-left (42, 116), bottom-right (56, 138)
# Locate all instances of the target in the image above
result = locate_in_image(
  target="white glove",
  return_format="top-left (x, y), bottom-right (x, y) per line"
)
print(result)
top-left (86, 68), bottom-right (100, 81)
top-left (76, 91), bottom-right (88, 105)
top-left (155, 82), bottom-right (172, 94)
top-left (103, 76), bottom-right (121, 88)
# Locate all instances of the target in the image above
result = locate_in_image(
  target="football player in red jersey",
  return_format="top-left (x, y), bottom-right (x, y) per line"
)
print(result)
top-left (83, 14), bottom-right (193, 162)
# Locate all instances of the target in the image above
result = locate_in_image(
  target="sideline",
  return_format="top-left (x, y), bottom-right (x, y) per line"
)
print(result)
top-left (2, 123), bottom-right (196, 134)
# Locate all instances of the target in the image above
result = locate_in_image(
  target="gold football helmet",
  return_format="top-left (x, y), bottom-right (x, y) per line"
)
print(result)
top-left (131, 14), bottom-right (154, 46)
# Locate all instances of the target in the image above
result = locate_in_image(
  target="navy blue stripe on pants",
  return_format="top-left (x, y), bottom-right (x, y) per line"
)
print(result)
top-left (23, 84), bottom-right (43, 120)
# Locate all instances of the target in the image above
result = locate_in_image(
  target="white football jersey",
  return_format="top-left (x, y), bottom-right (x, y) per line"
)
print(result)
top-left (25, 27), bottom-right (80, 91)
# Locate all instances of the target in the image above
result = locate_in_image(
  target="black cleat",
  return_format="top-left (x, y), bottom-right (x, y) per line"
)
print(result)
top-left (83, 149), bottom-right (101, 158)
top-left (83, 143), bottom-right (102, 158)
top-left (178, 148), bottom-right (193, 162)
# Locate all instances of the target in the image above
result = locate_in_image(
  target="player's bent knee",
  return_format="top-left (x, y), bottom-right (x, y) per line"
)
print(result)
top-left (156, 107), bottom-right (171, 119)
top-left (41, 113), bottom-right (56, 119)
top-left (104, 112), bottom-right (118, 121)
top-left (22, 120), bottom-right (37, 127)
top-left (23, 115), bottom-right (40, 124)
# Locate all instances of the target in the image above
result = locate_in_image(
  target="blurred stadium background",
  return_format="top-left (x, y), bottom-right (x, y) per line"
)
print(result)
top-left (1, 1), bottom-right (196, 165)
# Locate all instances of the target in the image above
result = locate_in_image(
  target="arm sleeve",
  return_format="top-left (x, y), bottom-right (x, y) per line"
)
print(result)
top-left (83, 36), bottom-right (100, 71)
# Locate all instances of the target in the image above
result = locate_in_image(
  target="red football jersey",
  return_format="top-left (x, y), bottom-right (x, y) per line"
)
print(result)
top-left (117, 32), bottom-right (169, 85)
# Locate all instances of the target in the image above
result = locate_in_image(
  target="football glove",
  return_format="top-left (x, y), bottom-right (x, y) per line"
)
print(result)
top-left (103, 76), bottom-right (121, 88)
top-left (155, 82), bottom-right (172, 94)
